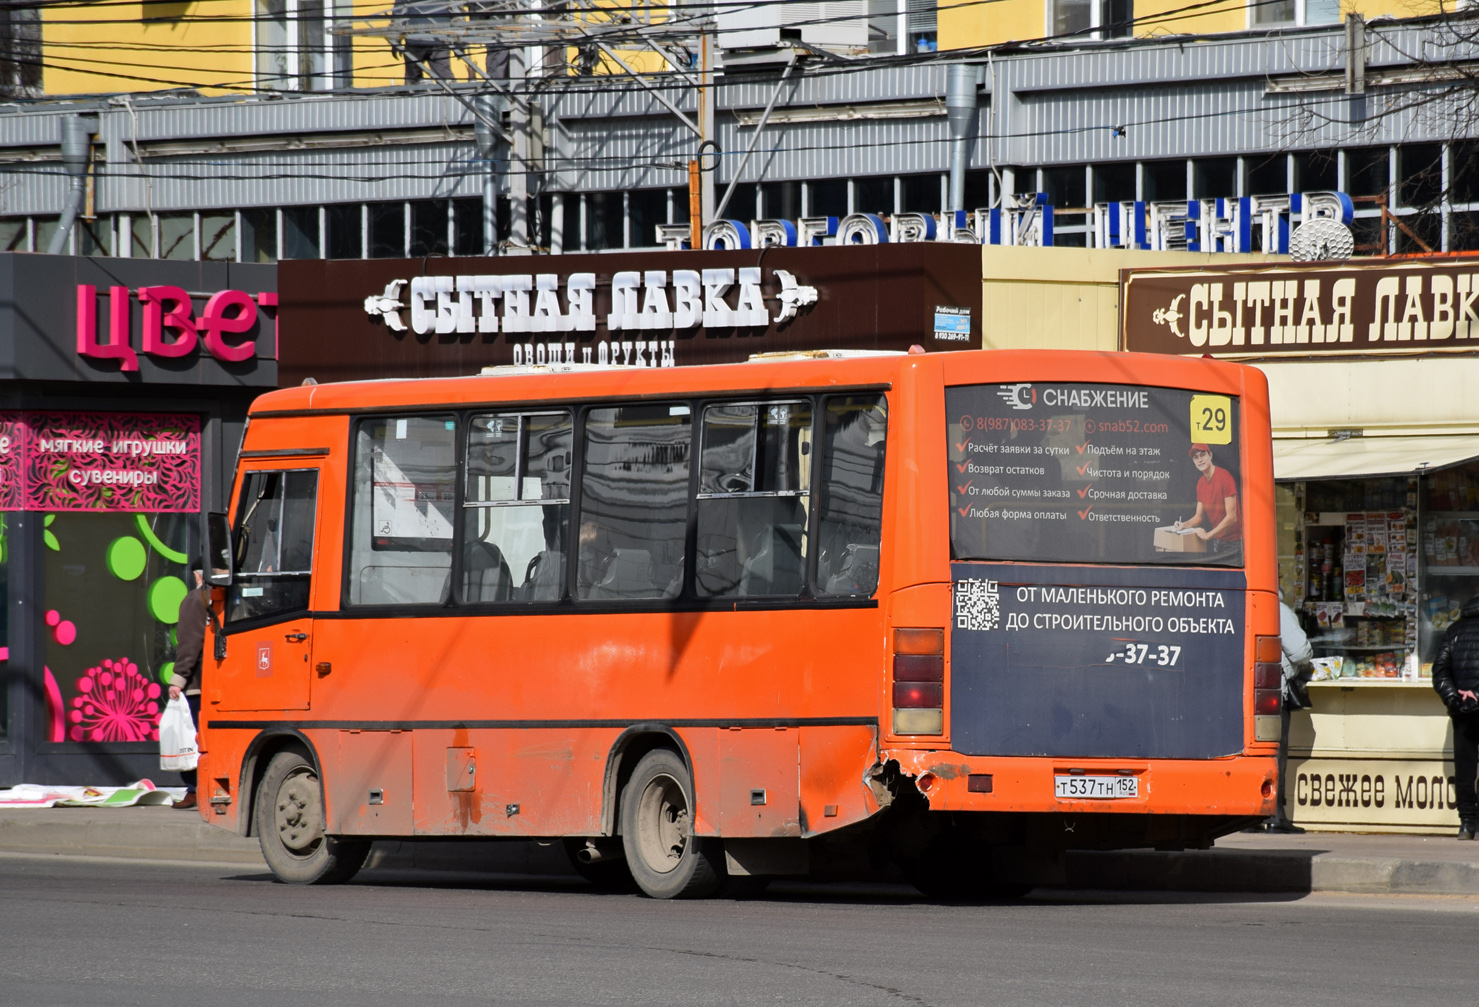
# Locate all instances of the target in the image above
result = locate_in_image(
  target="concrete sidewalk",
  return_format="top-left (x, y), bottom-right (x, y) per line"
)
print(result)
top-left (1067, 830), bottom-right (1479, 896)
top-left (2, 807), bottom-right (1477, 896)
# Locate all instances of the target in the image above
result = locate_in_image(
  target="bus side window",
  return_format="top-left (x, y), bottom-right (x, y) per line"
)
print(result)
top-left (816, 394), bottom-right (887, 597)
top-left (578, 403), bottom-right (691, 602)
top-left (462, 411), bottom-right (572, 603)
top-left (226, 469), bottom-right (317, 623)
top-left (346, 415), bottom-right (457, 607)
top-left (695, 400), bottom-right (811, 598)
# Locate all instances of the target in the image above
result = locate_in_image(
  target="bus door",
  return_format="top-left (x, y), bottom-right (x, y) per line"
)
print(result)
top-left (216, 467), bottom-right (320, 712)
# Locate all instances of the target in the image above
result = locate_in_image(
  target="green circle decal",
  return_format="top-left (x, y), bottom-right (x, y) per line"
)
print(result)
top-left (107, 537), bottom-right (148, 581)
top-left (158, 660), bottom-right (175, 686)
top-left (148, 576), bottom-right (189, 624)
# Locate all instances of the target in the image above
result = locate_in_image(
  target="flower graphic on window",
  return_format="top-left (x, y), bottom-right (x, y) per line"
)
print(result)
top-left (69, 658), bottom-right (161, 743)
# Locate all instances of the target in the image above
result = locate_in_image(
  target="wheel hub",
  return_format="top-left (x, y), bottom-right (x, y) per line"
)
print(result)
top-left (275, 767), bottom-right (324, 855)
top-left (635, 773), bottom-right (689, 874)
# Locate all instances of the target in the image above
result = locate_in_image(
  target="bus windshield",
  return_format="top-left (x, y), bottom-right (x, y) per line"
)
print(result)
top-left (946, 382), bottom-right (1243, 567)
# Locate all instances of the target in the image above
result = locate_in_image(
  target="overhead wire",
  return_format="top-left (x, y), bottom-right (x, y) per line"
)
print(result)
top-left (0, 0), bottom-right (1452, 198)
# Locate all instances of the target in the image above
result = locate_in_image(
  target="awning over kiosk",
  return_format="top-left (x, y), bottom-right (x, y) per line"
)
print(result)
top-left (1274, 434), bottom-right (1479, 481)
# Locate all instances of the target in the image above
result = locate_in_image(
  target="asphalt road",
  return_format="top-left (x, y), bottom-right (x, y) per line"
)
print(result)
top-left (0, 853), bottom-right (1471, 1007)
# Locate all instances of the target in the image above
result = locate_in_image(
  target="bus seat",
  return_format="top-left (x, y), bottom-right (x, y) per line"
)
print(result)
top-left (521, 550), bottom-right (565, 601)
top-left (594, 548), bottom-right (654, 598)
top-left (462, 540), bottom-right (512, 602)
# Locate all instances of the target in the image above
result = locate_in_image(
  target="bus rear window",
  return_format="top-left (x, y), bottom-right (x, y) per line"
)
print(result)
top-left (946, 382), bottom-right (1242, 566)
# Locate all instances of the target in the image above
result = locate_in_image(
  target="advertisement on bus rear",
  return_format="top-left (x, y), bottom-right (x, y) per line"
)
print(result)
top-left (946, 382), bottom-right (1243, 567)
top-left (948, 562), bottom-right (1245, 759)
top-left (945, 382), bottom-right (1247, 760)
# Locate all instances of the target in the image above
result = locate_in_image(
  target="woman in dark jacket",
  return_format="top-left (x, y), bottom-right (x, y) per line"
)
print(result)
top-left (1432, 595), bottom-right (1479, 839)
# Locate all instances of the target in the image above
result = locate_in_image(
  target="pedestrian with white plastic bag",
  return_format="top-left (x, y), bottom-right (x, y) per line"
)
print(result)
top-left (158, 694), bottom-right (198, 773)
top-left (162, 563), bottom-right (209, 809)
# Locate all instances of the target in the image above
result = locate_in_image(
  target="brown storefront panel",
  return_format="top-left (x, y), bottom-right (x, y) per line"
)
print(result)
top-left (1121, 259), bottom-right (1479, 361)
top-left (278, 245), bottom-right (983, 387)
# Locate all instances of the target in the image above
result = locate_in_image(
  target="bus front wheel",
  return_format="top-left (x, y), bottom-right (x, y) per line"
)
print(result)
top-left (255, 750), bottom-right (370, 885)
top-left (620, 749), bottom-right (723, 899)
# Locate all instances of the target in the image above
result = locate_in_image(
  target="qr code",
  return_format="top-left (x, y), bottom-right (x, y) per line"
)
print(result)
top-left (955, 578), bottom-right (1000, 631)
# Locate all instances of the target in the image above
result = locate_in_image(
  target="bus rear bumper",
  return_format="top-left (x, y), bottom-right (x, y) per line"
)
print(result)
top-left (878, 748), bottom-right (1277, 819)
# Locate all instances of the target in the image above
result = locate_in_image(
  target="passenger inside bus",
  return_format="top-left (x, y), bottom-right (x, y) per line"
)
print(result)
top-left (462, 411), bottom-right (571, 603)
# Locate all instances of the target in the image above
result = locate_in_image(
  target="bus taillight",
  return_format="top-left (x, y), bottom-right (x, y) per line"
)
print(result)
top-left (1253, 635), bottom-right (1282, 741)
top-left (892, 628), bottom-right (944, 736)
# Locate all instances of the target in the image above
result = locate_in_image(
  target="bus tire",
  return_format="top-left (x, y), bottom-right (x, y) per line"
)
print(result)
top-left (619, 749), bottom-right (723, 899)
top-left (256, 750), bottom-right (369, 885)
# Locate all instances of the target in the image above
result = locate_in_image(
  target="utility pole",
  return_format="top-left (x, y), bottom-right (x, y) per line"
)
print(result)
top-left (474, 93), bottom-right (500, 255)
top-left (507, 44), bottom-right (530, 253)
top-left (699, 31), bottom-right (715, 227)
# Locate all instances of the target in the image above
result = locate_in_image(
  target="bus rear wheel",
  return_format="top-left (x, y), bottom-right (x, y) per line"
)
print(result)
top-left (256, 750), bottom-right (370, 885)
top-left (620, 749), bottom-right (723, 899)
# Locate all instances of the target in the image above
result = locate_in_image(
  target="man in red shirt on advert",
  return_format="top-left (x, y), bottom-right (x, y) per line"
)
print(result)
top-left (1174, 443), bottom-right (1241, 557)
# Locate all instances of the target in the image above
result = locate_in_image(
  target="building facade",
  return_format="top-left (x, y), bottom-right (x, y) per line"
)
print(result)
top-left (0, 16), bottom-right (1474, 263)
top-left (0, 254), bottom-right (274, 786)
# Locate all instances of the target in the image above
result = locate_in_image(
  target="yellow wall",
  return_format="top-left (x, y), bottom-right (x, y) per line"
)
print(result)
top-left (940, 0), bottom-right (1445, 50)
top-left (40, 0), bottom-right (674, 95)
top-left (43, 0), bottom-right (257, 94)
top-left (979, 245), bottom-right (1285, 353)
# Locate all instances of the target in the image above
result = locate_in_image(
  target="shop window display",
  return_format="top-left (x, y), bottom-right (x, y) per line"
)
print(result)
top-left (0, 411), bottom-right (204, 745)
top-left (1289, 478), bottom-right (1419, 681)
top-left (43, 513), bottom-right (192, 743)
top-left (1284, 469), bottom-right (1479, 683)
top-left (0, 515), bottom-right (8, 736)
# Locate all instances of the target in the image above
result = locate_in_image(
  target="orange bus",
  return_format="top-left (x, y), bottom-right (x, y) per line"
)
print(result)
top-left (197, 348), bottom-right (1280, 897)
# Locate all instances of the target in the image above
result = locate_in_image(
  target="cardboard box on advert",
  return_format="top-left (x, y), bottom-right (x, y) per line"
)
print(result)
top-left (1154, 526), bottom-right (1207, 553)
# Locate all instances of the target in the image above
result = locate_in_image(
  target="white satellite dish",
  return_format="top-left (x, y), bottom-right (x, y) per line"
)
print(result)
top-left (1289, 218), bottom-right (1355, 262)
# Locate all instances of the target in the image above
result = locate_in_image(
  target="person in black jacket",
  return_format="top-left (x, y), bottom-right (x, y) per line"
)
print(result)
top-left (1432, 595), bottom-right (1479, 839)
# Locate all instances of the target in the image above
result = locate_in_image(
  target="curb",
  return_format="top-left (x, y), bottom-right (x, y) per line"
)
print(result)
top-left (0, 814), bottom-right (265, 866)
top-left (1064, 848), bottom-right (1479, 896)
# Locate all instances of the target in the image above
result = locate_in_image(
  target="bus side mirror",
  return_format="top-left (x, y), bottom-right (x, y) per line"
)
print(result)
top-left (205, 511), bottom-right (233, 587)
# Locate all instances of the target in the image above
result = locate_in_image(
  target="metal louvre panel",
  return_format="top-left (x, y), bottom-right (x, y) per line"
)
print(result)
top-left (557, 116), bottom-right (690, 191)
top-left (94, 142), bottom-right (486, 213)
top-left (1006, 33), bottom-right (1339, 91)
top-left (715, 116), bottom-right (951, 183)
top-left (82, 91), bottom-right (475, 147)
top-left (1003, 18), bottom-right (1474, 93)
top-left (549, 82), bottom-right (697, 123)
top-left (0, 107), bottom-right (89, 150)
top-left (1011, 79), bottom-right (1269, 165)
top-left (1011, 76), bottom-right (1460, 166)
top-left (719, 64), bottom-right (945, 111)
top-left (0, 164), bottom-right (70, 216)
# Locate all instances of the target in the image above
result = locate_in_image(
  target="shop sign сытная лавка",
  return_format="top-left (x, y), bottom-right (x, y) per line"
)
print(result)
top-left (1123, 261), bottom-right (1479, 358)
top-left (280, 244), bottom-right (984, 384)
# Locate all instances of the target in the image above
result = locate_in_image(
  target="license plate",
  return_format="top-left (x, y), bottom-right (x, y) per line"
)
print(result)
top-left (1054, 775), bottom-right (1139, 799)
